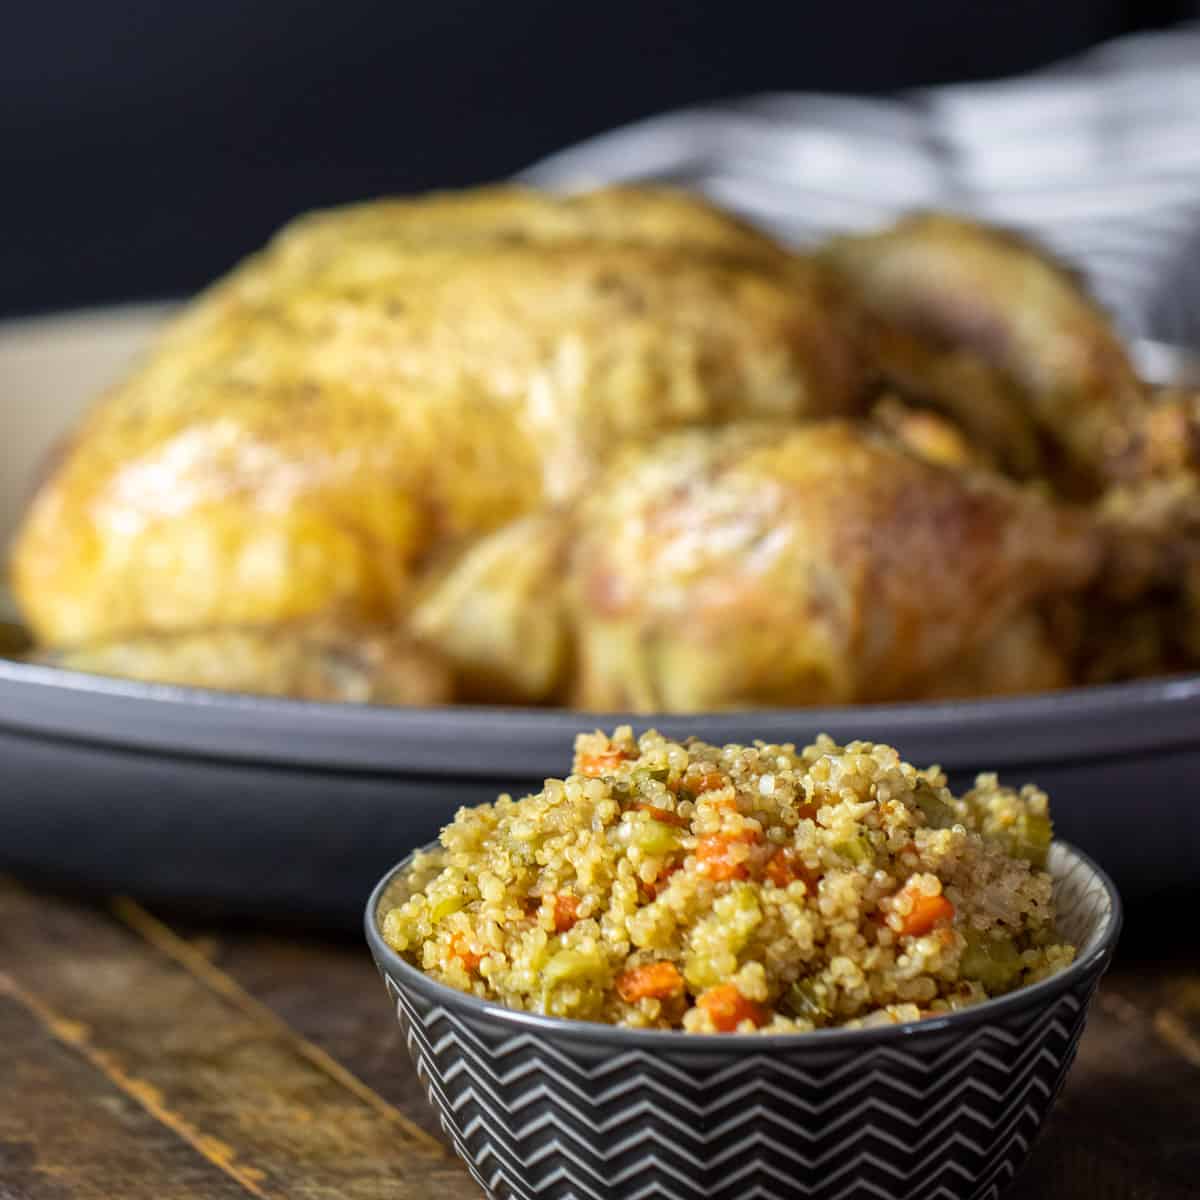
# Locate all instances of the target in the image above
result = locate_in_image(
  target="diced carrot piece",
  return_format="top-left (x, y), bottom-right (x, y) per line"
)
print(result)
top-left (616, 961), bottom-right (685, 1003)
top-left (688, 769), bottom-right (736, 809)
top-left (698, 984), bottom-right (765, 1032)
top-left (636, 803), bottom-right (687, 827)
top-left (696, 831), bottom-right (761, 881)
top-left (694, 769), bottom-right (728, 794)
top-left (894, 885), bottom-right (955, 938)
top-left (578, 748), bottom-right (630, 777)
top-left (450, 933), bottom-right (481, 972)
top-left (552, 894), bottom-right (580, 933)
top-left (763, 848), bottom-right (819, 890)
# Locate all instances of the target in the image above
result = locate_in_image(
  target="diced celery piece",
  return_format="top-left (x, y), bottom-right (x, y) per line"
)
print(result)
top-left (632, 819), bottom-right (681, 856)
top-left (633, 765), bottom-right (671, 785)
top-left (781, 978), bottom-right (832, 1025)
top-left (913, 782), bottom-right (955, 828)
top-left (542, 948), bottom-right (608, 988)
top-left (1013, 812), bottom-right (1052, 868)
top-left (430, 893), bottom-right (467, 922)
top-left (832, 831), bottom-right (872, 864)
top-left (960, 932), bottom-right (1023, 992)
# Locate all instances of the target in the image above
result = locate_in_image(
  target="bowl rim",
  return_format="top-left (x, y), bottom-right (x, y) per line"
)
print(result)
top-left (2, 657), bottom-right (1199, 776)
top-left (364, 837), bottom-right (1122, 1050)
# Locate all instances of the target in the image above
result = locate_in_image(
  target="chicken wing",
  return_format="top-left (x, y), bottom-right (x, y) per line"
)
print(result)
top-left (824, 213), bottom-right (1146, 494)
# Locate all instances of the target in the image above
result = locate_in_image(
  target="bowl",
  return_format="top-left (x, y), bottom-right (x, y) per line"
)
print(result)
top-left (0, 304), bottom-right (1195, 923)
top-left (365, 840), bottom-right (1121, 1200)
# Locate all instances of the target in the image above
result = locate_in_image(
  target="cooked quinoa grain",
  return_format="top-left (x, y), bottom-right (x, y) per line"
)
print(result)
top-left (380, 729), bottom-right (1075, 1032)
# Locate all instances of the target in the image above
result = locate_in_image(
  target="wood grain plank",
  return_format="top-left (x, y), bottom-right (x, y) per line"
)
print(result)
top-left (1018, 967), bottom-right (1200, 1200)
top-left (0, 881), bottom-right (480, 1200)
top-left (0, 989), bottom-right (249, 1200)
top-left (202, 929), bottom-right (445, 1143)
top-left (109, 899), bottom-right (442, 1151)
top-left (1160, 966), bottom-right (1200, 1069)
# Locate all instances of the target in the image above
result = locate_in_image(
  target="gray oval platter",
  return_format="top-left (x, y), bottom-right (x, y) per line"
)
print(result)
top-left (0, 308), bottom-right (1196, 926)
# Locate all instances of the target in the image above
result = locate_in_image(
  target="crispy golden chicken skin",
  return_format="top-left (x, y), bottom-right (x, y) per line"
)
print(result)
top-left (824, 213), bottom-right (1146, 492)
top-left (11, 186), bottom-right (861, 647)
top-left (33, 623), bottom-right (452, 705)
top-left (568, 421), bottom-right (1101, 711)
top-left (408, 405), bottom-right (997, 707)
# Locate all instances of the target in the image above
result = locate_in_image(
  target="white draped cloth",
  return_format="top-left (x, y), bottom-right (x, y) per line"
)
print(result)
top-left (523, 25), bottom-right (1200, 348)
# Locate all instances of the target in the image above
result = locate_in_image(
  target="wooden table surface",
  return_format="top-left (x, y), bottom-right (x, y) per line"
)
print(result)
top-left (1, 878), bottom-right (1197, 1200)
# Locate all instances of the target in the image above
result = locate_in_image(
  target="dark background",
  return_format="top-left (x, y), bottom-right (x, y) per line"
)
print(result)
top-left (1, 0), bottom-right (1192, 317)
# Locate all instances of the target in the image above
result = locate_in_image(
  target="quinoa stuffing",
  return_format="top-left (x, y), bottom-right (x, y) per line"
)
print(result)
top-left (379, 728), bottom-right (1076, 1033)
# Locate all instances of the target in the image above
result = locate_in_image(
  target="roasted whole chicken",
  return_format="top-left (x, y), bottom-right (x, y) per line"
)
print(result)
top-left (11, 187), bottom-right (859, 648)
top-left (9, 186), bottom-right (1197, 709)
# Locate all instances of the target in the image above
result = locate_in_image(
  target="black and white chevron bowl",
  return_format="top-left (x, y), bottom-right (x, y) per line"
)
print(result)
top-left (366, 841), bottom-right (1120, 1200)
